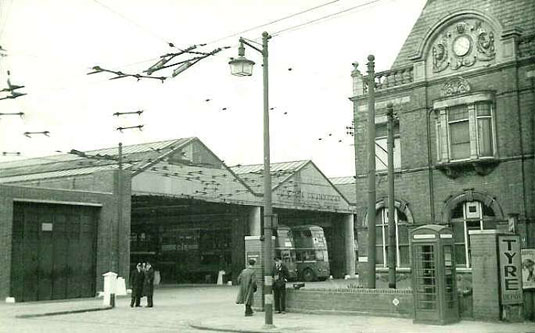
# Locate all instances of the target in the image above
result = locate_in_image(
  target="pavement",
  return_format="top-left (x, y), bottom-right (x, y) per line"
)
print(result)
top-left (1, 284), bottom-right (534, 333)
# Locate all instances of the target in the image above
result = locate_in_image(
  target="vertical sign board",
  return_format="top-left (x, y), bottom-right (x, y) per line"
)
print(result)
top-left (498, 235), bottom-right (523, 304)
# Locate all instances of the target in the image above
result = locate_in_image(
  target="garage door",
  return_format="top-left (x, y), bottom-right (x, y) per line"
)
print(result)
top-left (10, 202), bottom-right (99, 302)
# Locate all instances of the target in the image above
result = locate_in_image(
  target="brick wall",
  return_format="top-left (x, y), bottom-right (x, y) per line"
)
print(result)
top-left (0, 181), bottom-right (122, 300)
top-left (286, 288), bottom-right (414, 318)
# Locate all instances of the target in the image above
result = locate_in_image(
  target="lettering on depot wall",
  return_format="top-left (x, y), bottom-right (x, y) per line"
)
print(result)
top-left (498, 235), bottom-right (523, 305)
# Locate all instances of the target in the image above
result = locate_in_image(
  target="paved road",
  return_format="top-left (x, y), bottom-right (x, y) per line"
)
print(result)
top-left (1, 285), bottom-right (534, 333)
top-left (0, 286), bottom-right (233, 333)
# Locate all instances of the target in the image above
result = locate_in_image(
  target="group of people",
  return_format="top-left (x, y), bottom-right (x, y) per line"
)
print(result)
top-left (236, 257), bottom-right (289, 316)
top-left (130, 261), bottom-right (155, 308)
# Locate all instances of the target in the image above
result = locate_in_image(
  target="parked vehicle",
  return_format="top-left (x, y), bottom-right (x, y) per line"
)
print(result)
top-left (275, 224), bottom-right (330, 282)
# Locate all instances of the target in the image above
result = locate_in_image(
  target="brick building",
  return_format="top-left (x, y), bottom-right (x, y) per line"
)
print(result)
top-left (334, 0), bottom-right (534, 284)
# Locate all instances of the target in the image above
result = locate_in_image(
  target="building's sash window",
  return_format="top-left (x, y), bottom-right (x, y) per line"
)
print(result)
top-left (375, 122), bottom-right (401, 172)
top-left (448, 105), bottom-right (470, 160)
top-left (375, 207), bottom-right (409, 268)
top-left (434, 91), bottom-right (496, 164)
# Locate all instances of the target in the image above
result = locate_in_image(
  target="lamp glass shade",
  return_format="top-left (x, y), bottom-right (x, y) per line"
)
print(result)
top-left (229, 56), bottom-right (255, 77)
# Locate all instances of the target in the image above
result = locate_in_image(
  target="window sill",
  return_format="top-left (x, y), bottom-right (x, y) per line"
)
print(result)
top-left (435, 157), bottom-right (499, 178)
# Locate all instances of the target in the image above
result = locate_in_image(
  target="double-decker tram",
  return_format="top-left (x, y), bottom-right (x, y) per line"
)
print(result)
top-left (291, 225), bottom-right (330, 281)
top-left (274, 225), bottom-right (298, 280)
top-left (275, 224), bottom-right (330, 282)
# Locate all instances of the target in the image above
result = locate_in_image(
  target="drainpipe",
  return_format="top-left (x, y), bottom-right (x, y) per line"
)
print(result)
top-left (515, 62), bottom-right (528, 245)
top-left (425, 93), bottom-right (436, 224)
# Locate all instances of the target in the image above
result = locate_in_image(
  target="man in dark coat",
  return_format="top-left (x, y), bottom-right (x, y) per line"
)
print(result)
top-left (236, 259), bottom-right (257, 316)
top-left (143, 262), bottom-right (155, 307)
top-left (272, 257), bottom-right (289, 313)
top-left (130, 263), bottom-right (144, 307)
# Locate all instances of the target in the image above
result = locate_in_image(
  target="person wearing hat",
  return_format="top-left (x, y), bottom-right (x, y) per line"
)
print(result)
top-left (143, 261), bottom-right (155, 307)
top-left (236, 259), bottom-right (258, 316)
top-left (130, 263), bottom-right (145, 307)
top-left (272, 257), bottom-right (289, 314)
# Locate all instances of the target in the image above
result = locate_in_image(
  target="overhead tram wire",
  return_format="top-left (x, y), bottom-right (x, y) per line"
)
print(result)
top-left (91, 0), bottom-right (182, 51)
top-left (101, 0), bottom-right (344, 71)
top-left (271, 0), bottom-right (383, 37)
top-left (204, 0), bottom-right (341, 45)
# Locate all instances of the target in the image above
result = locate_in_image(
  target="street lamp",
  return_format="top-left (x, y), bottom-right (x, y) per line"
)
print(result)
top-left (229, 31), bottom-right (275, 328)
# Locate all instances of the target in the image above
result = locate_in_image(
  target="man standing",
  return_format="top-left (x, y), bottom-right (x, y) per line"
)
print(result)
top-left (272, 257), bottom-right (289, 314)
top-left (130, 263), bottom-right (144, 308)
top-left (236, 259), bottom-right (257, 316)
top-left (143, 261), bottom-right (155, 307)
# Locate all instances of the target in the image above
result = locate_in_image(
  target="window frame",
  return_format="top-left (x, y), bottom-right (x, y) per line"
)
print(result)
top-left (450, 201), bottom-right (496, 268)
top-left (434, 91), bottom-right (497, 164)
top-left (375, 207), bottom-right (410, 268)
top-left (375, 120), bottom-right (401, 172)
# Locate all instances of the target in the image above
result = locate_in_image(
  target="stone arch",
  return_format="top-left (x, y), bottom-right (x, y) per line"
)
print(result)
top-left (412, 9), bottom-right (503, 62)
top-left (363, 197), bottom-right (414, 227)
top-left (441, 189), bottom-right (504, 223)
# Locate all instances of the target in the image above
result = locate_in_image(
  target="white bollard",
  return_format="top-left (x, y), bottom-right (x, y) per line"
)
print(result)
top-left (102, 271), bottom-right (118, 307)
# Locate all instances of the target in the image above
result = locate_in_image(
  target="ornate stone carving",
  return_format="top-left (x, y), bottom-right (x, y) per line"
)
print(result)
top-left (430, 19), bottom-right (496, 74)
top-left (441, 77), bottom-right (471, 97)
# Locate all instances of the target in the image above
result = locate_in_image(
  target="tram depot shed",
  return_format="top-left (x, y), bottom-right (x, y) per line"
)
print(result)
top-left (0, 137), bottom-right (357, 301)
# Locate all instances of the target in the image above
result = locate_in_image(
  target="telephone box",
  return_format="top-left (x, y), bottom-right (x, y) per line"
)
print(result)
top-left (410, 225), bottom-right (459, 325)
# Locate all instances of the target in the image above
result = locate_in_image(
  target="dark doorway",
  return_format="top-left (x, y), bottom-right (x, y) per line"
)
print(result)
top-left (11, 202), bottom-right (99, 302)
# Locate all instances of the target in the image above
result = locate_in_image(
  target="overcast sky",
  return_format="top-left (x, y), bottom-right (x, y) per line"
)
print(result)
top-left (0, 0), bottom-right (426, 177)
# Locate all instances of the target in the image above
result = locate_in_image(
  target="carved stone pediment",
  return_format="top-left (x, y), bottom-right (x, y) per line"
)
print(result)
top-left (441, 76), bottom-right (471, 97)
top-left (428, 19), bottom-right (496, 76)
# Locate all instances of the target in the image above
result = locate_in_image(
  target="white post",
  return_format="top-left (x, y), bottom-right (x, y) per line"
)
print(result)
top-left (102, 271), bottom-right (118, 307)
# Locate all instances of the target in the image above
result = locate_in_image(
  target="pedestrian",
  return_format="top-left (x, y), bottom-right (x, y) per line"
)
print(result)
top-left (130, 263), bottom-right (144, 308)
top-left (272, 257), bottom-right (289, 314)
top-left (236, 259), bottom-right (257, 316)
top-left (143, 261), bottom-right (155, 307)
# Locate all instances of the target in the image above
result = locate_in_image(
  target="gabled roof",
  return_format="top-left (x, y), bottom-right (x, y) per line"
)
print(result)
top-left (231, 160), bottom-right (353, 211)
top-left (392, 0), bottom-right (535, 69)
top-left (0, 138), bottom-right (195, 184)
top-left (230, 160), bottom-right (309, 194)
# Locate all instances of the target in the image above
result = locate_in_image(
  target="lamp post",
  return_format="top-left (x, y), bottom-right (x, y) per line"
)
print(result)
top-left (229, 31), bottom-right (274, 327)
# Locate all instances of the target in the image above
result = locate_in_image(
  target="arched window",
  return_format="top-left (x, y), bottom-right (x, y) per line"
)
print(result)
top-left (375, 207), bottom-right (410, 268)
top-left (450, 200), bottom-right (496, 268)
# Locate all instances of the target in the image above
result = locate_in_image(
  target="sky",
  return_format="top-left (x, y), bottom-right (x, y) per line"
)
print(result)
top-left (0, 0), bottom-right (427, 177)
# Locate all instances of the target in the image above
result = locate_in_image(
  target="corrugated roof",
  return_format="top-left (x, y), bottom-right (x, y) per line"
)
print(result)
top-left (329, 176), bottom-right (355, 185)
top-left (0, 165), bottom-right (122, 184)
top-left (0, 138), bottom-right (195, 182)
top-left (229, 161), bottom-right (310, 194)
top-left (230, 160), bottom-right (309, 175)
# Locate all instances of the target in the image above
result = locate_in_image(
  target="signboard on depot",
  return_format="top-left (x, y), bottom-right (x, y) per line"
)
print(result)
top-left (498, 235), bottom-right (523, 304)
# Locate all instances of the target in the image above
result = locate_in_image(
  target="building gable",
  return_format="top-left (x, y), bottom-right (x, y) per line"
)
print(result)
top-left (273, 162), bottom-right (352, 212)
top-left (392, 0), bottom-right (535, 70)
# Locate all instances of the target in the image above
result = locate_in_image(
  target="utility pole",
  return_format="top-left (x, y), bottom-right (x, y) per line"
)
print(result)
top-left (117, 142), bottom-right (123, 275)
top-left (366, 55), bottom-right (376, 289)
top-left (114, 110), bottom-right (142, 277)
top-left (387, 102), bottom-right (396, 288)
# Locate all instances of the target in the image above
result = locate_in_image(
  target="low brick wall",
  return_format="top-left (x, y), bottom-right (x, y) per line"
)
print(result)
top-left (286, 288), bottom-right (414, 318)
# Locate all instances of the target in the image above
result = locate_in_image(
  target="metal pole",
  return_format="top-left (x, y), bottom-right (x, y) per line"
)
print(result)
top-left (386, 103), bottom-right (396, 288)
top-left (261, 31), bottom-right (274, 327)
top-left (117, 142), bottom-right (123, 275)
top-left (366, 55), bottom-right (376, 289)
